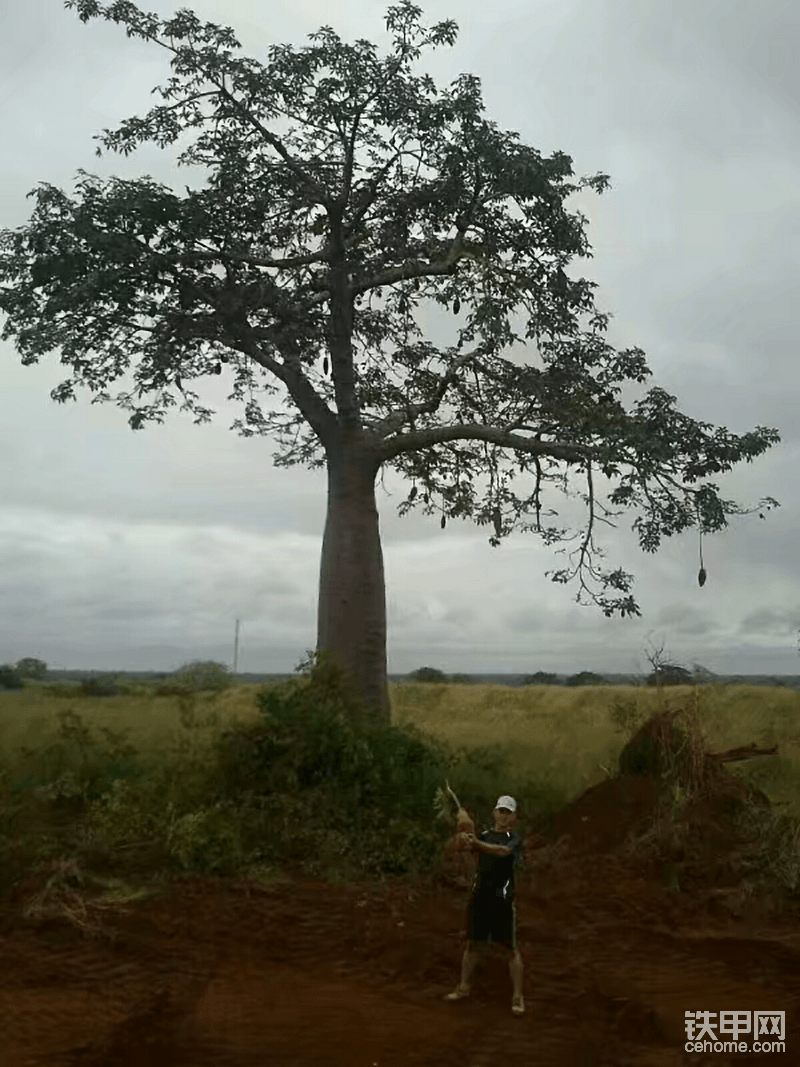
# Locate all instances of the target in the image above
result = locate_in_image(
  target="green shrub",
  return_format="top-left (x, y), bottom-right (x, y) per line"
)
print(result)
top-left (79, 675), bottom-right (122, 698)
top-left (205, 650), bottom-right (465, 880)
top-left (0, 664), bottom-right (24, 690)
top-left (521, 671), bottom-right (560, 686)
top-left (4, 707), bottom-right (143, 811)
top-left (407, 666), bottom-right (448, 683)
top-left (81, 777), bottom-right (163, 851)
top-left (164, 799), bottom-right (245, 875)
top-left (564, 671), bottom-right (607, 687)
top-left (156, 660), bottom-right (234, 696)
top-left (15, 657), bottom-right (47, 680)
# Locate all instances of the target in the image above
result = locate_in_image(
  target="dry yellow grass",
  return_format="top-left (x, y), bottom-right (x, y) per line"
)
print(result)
top-left (0, 680), bottom-right (798, 819)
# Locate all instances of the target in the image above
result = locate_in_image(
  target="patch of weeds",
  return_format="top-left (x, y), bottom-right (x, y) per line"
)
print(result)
top-left (163, 799), bottom-right (246, 875)
top-left (78, 675), bottom-right (122, 698)
top-left (729, 805), bottom-right (800, 895)
top-left (607, 697), bottom-right (649, 738)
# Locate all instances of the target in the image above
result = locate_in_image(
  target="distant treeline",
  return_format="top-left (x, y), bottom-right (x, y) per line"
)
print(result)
top-left (7, 662), bottom-right (799, 691)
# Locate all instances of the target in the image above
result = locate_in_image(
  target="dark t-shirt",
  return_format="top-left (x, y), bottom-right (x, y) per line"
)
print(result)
top-left (471, 828), bottom-right (523, 902)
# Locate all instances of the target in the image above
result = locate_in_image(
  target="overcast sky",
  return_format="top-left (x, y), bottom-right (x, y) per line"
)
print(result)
top-left (1, 0), bottom-right (798, 679)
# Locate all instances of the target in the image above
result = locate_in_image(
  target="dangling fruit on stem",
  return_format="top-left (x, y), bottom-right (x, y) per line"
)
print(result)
top-left (441, 516), bottom-right (446, 529)
top-left (698, 528), bottom-right (706, 586)
top-left (453, 297), bottom-right (460, 315)
top-left (409, 486), bottom-right (417, 501)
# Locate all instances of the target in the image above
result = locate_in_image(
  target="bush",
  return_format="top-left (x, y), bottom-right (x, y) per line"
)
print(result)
top-left (407, 666), bottom-right (448, 683)
top-left (207, 650), bottom-right (461, 879)
top-left (236, 654), bottom-right (451, 818)
top-left (0, 664), bottom-right (24, 690)
top-left (156, 660), bottom-right (234, 696)
top-left (6, 706), bottom-right (143, 809)
top-left (79, 675), bottom-right (122, 698)
top-left (521, 671), bottom-right (560, 686)
top-left (16, 657), bottom-right (47, 680)
top-left (164, 800), bottom-right (246, 875)
top-left (564, 671), bottom-right (606, 687)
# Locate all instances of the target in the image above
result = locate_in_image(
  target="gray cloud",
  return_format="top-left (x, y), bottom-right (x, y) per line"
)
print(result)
top-left (0, 0), bottom-right (797, 678)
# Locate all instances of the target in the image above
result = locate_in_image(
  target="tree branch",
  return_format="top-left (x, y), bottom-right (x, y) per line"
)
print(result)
top-left (348, 230), bottom-right (468, 295)
top-left (184, 246), bottom-right (329, 271)
top-left (347, 167), bottom-right (485, 295)
top-left (213, 82), bottom-right (332, 206)
top-left (218, 322), bottom-right (339, 448)
top-left (377, 420), bottom-right (592, 466)
top-left (368, 343), bottom-right (494, 438)
top-left (338, 54), bottom-right (406, 209)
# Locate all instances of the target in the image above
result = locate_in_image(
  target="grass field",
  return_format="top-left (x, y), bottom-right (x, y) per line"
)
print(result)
top-left (2, 677), bottom-right (799, 812)
top-left (1, 675), bottom-right (799, 896)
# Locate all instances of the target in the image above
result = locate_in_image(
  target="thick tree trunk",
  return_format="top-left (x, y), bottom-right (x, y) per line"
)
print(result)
top-left (316, 433), bottom-right (391, 727)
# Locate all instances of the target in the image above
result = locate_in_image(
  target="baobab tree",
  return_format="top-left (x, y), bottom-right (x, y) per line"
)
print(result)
top-left (0, 1), bottom-right (781, 726)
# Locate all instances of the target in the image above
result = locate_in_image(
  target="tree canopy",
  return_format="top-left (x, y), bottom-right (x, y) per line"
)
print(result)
top-left (0, 1), bottom-right (781, 719)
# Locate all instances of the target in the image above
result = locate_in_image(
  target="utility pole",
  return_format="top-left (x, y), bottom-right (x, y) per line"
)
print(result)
top-left (233, 618), bottom-right (240, 677)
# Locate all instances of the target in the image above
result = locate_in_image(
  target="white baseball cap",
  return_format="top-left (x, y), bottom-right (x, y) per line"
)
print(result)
top-left (494, 795), bottom-right (517, 812)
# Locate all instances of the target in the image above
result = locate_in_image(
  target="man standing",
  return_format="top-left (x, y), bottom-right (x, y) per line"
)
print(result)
top-left (444, 795), bottom-right (525, 1015)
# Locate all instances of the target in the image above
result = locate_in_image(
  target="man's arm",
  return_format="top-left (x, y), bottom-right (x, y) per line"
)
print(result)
top-left (471, 838), bottom-right (511, 857)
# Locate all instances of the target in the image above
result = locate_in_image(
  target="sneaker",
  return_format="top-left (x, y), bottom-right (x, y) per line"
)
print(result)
top-left (444, 986), bottom-right (470, 1000)
top-left (512, 996), bottom-right (525, 1015)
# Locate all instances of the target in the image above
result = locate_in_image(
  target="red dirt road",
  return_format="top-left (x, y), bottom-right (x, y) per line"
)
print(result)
top-left (2, 842), bottom-right (800, 1067)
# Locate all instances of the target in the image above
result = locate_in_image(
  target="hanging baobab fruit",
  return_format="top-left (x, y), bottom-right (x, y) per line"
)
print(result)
top-left (423, 493), bottom-right (429, 504)
top-left (409, 485), bottom-right (418, 501)
top-left (441, 515), bottom-right (446, 529)
top-left (453, 297), bottom-right (460, 315)
top-left (493, 507), bottom-right (502, 539)
top-left (323, 356), bottom-right (329, 376)
top-left (399, 292), bottom-right (408, 314)
top-left (698, 529), bottom-right (707, 587)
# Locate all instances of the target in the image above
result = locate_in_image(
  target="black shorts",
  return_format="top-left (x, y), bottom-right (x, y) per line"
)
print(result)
top-left (467, 890), bottom-right (517, 950)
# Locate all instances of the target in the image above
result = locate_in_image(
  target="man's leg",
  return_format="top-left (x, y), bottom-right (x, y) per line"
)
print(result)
top-left (460, 940), bottom-right (486, 991)
top-left (503, 902), bottom-right (524, 1011)
top-left (508, 948), bottom-right (523, 1001)
top-left (446, 894), bottom-right (488, 998)
top-left (445, 940), bottom-right (486, 998)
